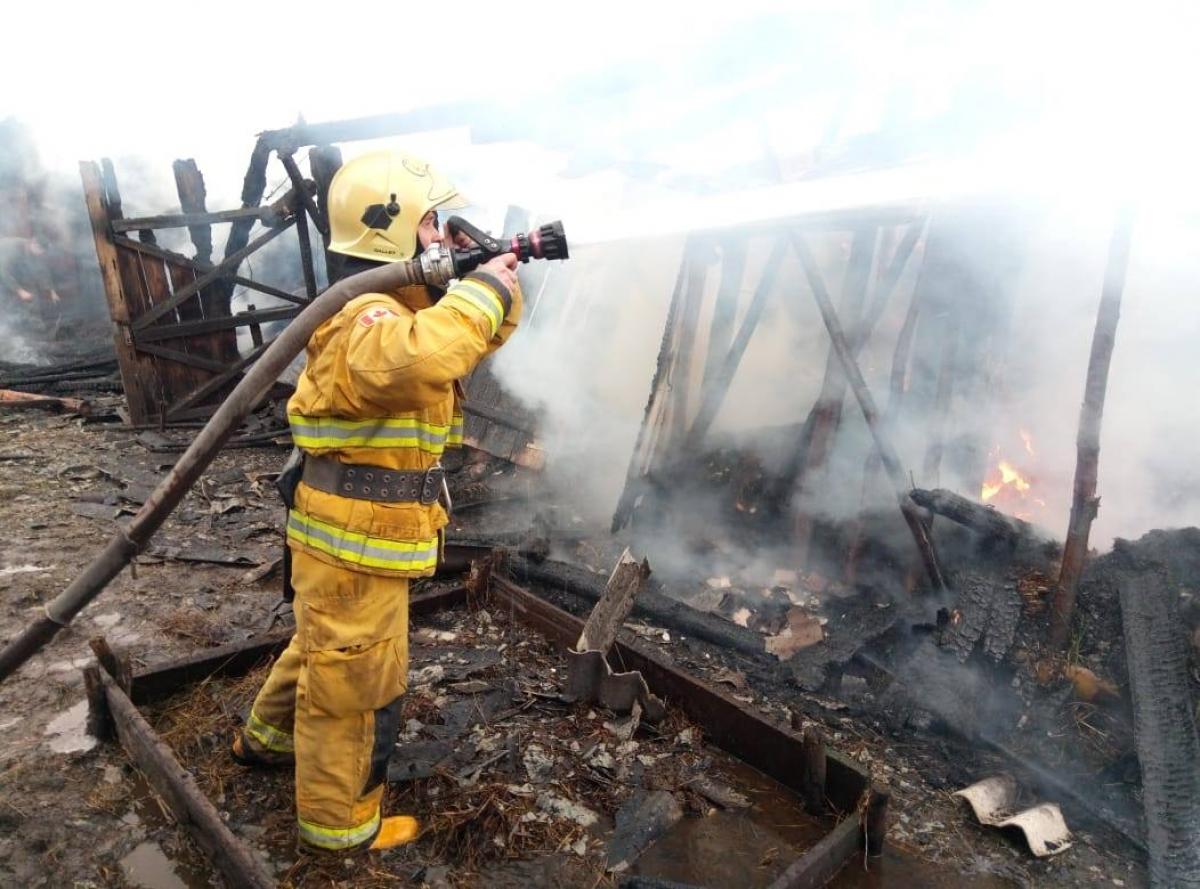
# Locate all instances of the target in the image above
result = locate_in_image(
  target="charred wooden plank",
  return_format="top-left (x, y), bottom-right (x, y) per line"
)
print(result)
top-left (112, 235), bottom-right (309, 306)
top-left (909, 487), bottom-right (1039, 542)
top-left (132, 222), bottom-right (292, 330)
top-left (134, 307), bottom-right (298, 343)
top-left (510, 556), bottom-right (766, 658)
top-left (80, 161), bottom-right (157, 425)
top-left (0, 389), bottom-right (90, 414)
top-left (791, 231), bottom-right (947, 591)
top-left (1116, 549), bottom-right (1200, 886)
top-left (97, 668), bottom-right (276, 889)
top-left (578, 549), bottom-right (651, 652)
top-left (112, 206), bottom-right (266, 233)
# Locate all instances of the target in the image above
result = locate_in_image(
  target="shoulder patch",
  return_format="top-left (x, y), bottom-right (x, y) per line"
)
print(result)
top-left (357, 306), bottom-right (398, 328)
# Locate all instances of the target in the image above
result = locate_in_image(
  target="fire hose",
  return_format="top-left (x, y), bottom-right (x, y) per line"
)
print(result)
top-left (0, 220), bottom-right (568, 685)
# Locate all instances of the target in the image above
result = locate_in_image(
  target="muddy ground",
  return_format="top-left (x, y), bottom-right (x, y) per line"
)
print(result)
top-left (0, 403), bottom-right (1163, 888)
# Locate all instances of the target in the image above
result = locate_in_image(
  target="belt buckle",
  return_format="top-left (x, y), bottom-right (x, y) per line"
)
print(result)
top-left (420, 464), bottom-right (444, 505)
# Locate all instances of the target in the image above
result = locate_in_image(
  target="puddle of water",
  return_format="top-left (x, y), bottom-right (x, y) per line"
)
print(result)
top-left (120, 842), bottom-right (190, 889)
top-left (829, 846), bottom-right (1020, 888)
top-left (44, 698), bottom-right (97, 754)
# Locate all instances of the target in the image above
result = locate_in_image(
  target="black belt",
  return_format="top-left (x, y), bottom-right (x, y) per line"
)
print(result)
top-left (301, 455), bottom-right (445, 504)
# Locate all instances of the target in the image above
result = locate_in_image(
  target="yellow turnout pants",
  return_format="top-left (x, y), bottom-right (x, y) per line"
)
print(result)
top-left (243, 547), bottom-right (409, 851)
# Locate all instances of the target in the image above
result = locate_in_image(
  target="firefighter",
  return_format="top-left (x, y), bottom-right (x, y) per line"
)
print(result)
top-left (232, 150), bottom-right (520, 852)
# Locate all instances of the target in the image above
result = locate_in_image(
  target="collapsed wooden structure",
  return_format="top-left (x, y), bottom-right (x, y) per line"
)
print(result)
top-left (81, 113), bottom-right (544, 463)
top-left (85, 559), bottom-right (887, 889)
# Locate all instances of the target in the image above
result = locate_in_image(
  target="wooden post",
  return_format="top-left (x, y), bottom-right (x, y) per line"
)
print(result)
top-left (863, 782), bottom-right (891, 857)
top-left (79, 161), bottom-right (156, 424)
top-left (612, 244), bottom-right (692, 531)
top-left (792, 226), bottom-right (876, 566)
top-left (309, 144), bottom-right (343, 285)
top-left (800, 726), bottom-right (827, 815)
top-left (171, 159), bottom-right (213, 265)
top-left (684, 236), bottom-right (788, 448)
top-left (701, 237), bottom-right (747, 392)
top-left (1049, 207), bottom-right (1135, 648)
top-left (791, 232), bottom-right (946, 591)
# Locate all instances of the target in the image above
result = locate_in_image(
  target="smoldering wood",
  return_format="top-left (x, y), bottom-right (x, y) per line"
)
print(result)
top-left (941, 574), bottom-right (1022, 663)
top-left (1050, 207), bottom-right (1135, 648)
top-left (96, 668), bottom-right (277, 889)
top-left (112, 234), bottom-right (310, 306)
top-left (1116, 552), bottom-right (1200, 887)
top-left (83, 664), bottom-right (113, 741)
top-left (790, 232), bottom-right (947, 591)
top-left (578, 548), bottom-right (651, 652)
top-left (508, 555), bottom-right (767, 658)
top-left (844, 269), bottom-right (925, 583)
top-left (792, 226), bottom-right (876, 566)
top-left (775, 220), bottom-right (921, 523)
top-left (909, 487), bottom-right (1040, 542)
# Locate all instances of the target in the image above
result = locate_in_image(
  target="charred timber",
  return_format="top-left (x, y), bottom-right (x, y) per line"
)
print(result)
top-left (1050, 207), bottom-right (1135, 648)
top-left (508, 556), bottom-right (767, 658)
top-left (909, 488), bottom-right (1041, 542)
top-left (1116, 549), bottom-right (1200, 887)
top-left (791, 232), bottom-right (947, 591)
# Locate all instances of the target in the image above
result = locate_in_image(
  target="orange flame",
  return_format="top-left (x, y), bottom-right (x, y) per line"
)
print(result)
top-left (980, 424), bottom-right (1043, 523)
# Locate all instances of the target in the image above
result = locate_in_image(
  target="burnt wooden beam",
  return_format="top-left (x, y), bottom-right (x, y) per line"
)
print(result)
top-left (96, 668), bottom-right (276, 889)
top-left (1116, 553), bottom-right (1200, 886)
top-left (577, 548), bottom-right (650, 652)
top-left (259, 105), bottom-right (486, 153)
top-left (294, 205), bottom-right (319, 300)
top-left (112, 206), bottom-right (267, 233)
top-left (683, 235), bottom-right (788, 449)
top-left (133, 306), bottom-right (298, 343)
top-left (1050, 206), bottom-right (1135, 648)
top-left (909, 487), bottom-right (1040, 542)
top-left (792, 225), bottom-right (876, 566)
top-left (131, 221), bottom-right (293, 330)
top-left (170, 159), bottom-right (213, 264)
top-left (134, 342), bottom-right (236, 375)
top-left (700, 237), bottom-right (747, 392)
top-left (669, 243), bottom-right (710, 447)
top-left (276, 153), bottom-right (326, 237)
top-left (163, 341), bottom-right (271, 419)
top-left (791, 231), bottom-right (947, 591)
top-left (113, 235), bottom-right (308, 307)
top-left (612, 247), bottom-right (692, 531)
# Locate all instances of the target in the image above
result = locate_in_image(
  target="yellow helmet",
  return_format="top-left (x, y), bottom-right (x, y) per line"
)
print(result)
top-left (326, 150), bottom-right (468, 262)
